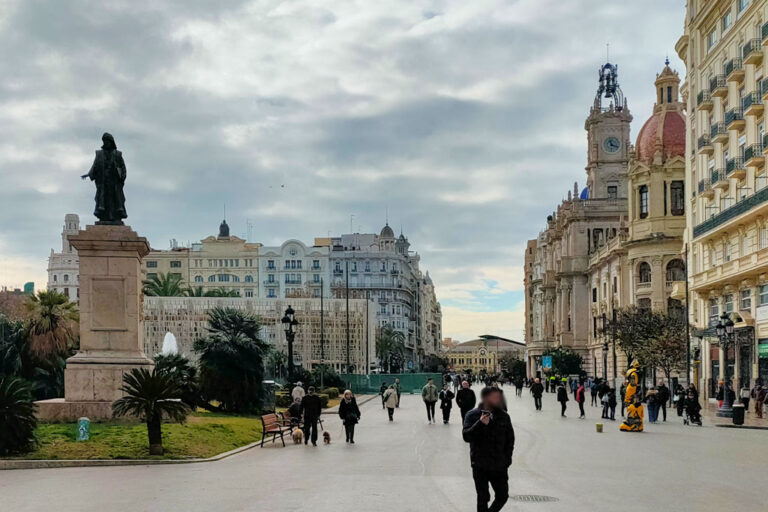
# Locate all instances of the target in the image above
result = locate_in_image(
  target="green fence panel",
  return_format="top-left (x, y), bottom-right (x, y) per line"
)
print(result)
top-left (342, 373), bottom-right (443, 395)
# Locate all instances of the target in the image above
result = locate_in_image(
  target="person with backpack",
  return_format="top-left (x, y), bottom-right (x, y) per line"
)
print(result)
top-left (556, 381), bottom-right (569, 417)
top-left (422, 377), bottom-right (439, 424)
top-left (576, 381), bottom-right (586, 419)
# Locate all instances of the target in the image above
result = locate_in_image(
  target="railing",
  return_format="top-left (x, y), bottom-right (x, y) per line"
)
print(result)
top-left (697, 90), bottom-right (712, 106)
top-left (284, 279), bottom-right (302, 284)
top-left (726, 157), bottom-right (745, 174)
top-left (742, 92), bottom-right (762, 110)
top-left (725, 108), bottom-right (744, 126)
top-left (697, 135), bottom-right (711, 149)
top-left (744, 144), bottom-right (763, 162)
top-left (742, 39), bottom-right (761, 59)
top-left (694, 185), bottom-right (768, 238)
top-left (711, 169), bottom-right (726, 184)
top-left (698, 179), bottom-right (712, 194)
top-left (636, 281), bottom-right (652, 289)
top-left (724, 58), bottom-right (743, 77)
top-left (710, 122), bottom-right (727, 139)
top-left (710, 75), bottom-right (727, 92)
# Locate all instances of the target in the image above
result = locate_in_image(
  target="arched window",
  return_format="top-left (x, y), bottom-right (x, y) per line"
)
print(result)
top-left (194, 275), bottom-right (203, 283)
top-left (208, 275), bottom-right (216, 282)
top-left (245, 275), bottom-right (253, 283)
top-left (665, 259), bottom-right (686, 282)
top-left (232, 275), bottom-right (240, 282)
top-left (637, 262), bottom-right (652, 283)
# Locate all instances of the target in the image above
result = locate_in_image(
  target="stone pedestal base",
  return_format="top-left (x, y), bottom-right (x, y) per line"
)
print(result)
top-left (35, 398), bottom-right (116, 422)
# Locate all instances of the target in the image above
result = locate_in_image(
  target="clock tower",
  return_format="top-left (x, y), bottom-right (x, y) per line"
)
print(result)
top-left (584, 62), bottom-right (632, 200)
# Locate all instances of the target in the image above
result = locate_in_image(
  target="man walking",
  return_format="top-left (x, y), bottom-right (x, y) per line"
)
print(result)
top-left (300, 386), bottom-right (322, 446)
top-left (531, 378), bottom-right (544, 411)
top-left (556, 381), bottom-right (569, 417)
top-left (422, 377), bottom-right (439, 424)
top-left (657, 380), bottom-right (670, 422)
top-left (576, 380), bottom-right (586, 419)
top-left (463, 387), bottom-right (515, 512)
top-left (394, 378), bottom-right (402, 408)
top-left (292, 381), bottom-right (305, 403)
top-left (439, 383), bottom-right (455, 424)
top-left (456, 380), bottom-right (476, 421)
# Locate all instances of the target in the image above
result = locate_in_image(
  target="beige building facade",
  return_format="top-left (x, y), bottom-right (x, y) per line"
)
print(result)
top-left (445, 336), bottom-right (524, 375)
top-left (678, 0), bottom-right (768, 398)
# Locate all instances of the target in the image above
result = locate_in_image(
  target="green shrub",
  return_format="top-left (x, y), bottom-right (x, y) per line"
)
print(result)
top-left (0, 375), bottom-right (38, 455)
top-left (322, 387), bottom-right (340, 398)
top-left (317, 393), bottom-right (329, 408)
top-left (275, 392), bottom-right (292, 408)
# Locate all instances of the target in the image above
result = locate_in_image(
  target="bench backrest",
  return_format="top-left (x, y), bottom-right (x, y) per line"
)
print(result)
top-left (261, 414), bottom-right (279, 430)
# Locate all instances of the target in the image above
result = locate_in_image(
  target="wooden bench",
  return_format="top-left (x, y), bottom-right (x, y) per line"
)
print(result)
top-left (260, 413), bottom-right (292, 447)
top-left (279, 410), bottom-right (303, 430)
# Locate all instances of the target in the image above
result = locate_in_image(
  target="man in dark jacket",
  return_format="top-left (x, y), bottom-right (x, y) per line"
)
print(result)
top-left (657, 380), bottom-right (670, 422)
top-left (456, 380), bottom-right (476, 421)
top-left (439, 384), bottom-right (455, 424)
top-left (463, 387), bottom-right (515, 512)
top-left (300, 386), bottom-right (322, 446)
top-left (530, 378), bottom-right (544, 411)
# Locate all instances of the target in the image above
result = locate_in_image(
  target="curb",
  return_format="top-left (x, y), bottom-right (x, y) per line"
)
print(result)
top-left (0, 439), bottom-right (262, 471)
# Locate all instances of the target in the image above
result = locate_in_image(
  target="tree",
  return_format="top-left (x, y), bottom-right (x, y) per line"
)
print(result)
top-left (376, 326), bottom-right (405, 373)
top-left (543, 347), bottom-right (582, 375)
top-left (184, 286), bottom-right (207, 297)
top-left (499, 353), bottom-right (527, 379)
top-left (142, 272), bottom-right (186, 297)
top-left (638, 311), bottom-right (689, 391)
top-left (24, 290), bottom-right (79, 360)
top-left (193, 307), bottom-right (268, 412)
top-left (0, 314), bottom-right (30, 377)
top-left (310, 365), bottom-right (345, 390)
top-left (600, 306), bottom-right (660, 370)
top-left (153, 353), bottom-right (199, 408)
top-left (204, 288), bottom-right (241, 298)
top-left (265, 348), bottom-right (287, 381)
top-left (0, 375), bottom-right (38, 455)
top-left (112, 368), bottom-right (190, 455)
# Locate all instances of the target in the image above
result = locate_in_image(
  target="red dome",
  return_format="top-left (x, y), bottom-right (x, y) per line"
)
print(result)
top-left (635, 109), bottom-right (685, 164)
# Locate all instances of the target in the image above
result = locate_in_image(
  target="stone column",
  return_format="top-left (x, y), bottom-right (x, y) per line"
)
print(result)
top-left (37, 224), bottom-right (153, 421)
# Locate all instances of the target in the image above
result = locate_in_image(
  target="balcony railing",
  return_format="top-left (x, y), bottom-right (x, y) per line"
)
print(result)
top-left (742, 92), bottom-right (763, 111)
top-left (697, 90), bottom-right (712, 107)
top-left (726, 157), bottom-right (745, 175)
top-left (742, 38), bottom-right (762, 63)
top-left (697, 135), bottom-right (711, 149)
top-left (710, 122), bottom-right (727, 140)
top-left (694, 185), bottom-right (768, 238)
top-left (698, 179), bottom-right (711, 194)
top-left (711, 169), bottom-right (726, 184)
top-left (725, 108), bottom-right (744, 126)
top-left (724, 58), bottom-right (744, 79)
top-left (744, 144), bottom-right (764, 163)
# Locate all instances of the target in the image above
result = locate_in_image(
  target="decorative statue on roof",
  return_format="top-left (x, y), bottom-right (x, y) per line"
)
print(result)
top-left (81, 132), bottom-right (127, 225)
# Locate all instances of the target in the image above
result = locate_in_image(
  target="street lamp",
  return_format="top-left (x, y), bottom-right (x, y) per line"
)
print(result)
top-left (281, 305), bottom-right (299, 383)
top-left (602, 342), bottom-right (608, 381)
top-left (714, 311), bottom-right (734, 417)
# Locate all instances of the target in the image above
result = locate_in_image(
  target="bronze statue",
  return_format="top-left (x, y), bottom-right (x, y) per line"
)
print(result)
top-left (81, 133), bottom-right (127, 224)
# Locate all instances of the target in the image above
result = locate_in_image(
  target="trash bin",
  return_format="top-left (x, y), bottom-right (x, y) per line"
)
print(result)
top-left (732, 404), bottom-right (745, 426)
top-left (77, 417), bottom-right (90, 441)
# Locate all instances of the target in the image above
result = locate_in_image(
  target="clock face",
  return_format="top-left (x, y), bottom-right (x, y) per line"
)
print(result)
top-left (604, 137), bottom-right (621, 153)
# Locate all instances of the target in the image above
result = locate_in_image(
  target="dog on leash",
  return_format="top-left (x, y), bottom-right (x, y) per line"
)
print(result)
top-left (292, 429), bottom-right (304, 444)
top-left (323, 431), bottom-right (331, 445)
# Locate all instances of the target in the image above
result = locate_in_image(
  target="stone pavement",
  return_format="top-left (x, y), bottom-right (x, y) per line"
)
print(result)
top-left (2, 386), bottom-right (766, 512)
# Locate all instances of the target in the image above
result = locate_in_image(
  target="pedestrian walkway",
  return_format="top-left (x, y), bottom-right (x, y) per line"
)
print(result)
top-left (2, 385), bottom-right (766, 511)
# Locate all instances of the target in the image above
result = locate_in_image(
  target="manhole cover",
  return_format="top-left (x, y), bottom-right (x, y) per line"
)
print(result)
top-left (510, 495), bottom-right (559, 503)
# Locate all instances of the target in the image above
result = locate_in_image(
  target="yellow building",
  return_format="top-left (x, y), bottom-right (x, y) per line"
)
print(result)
top-left (678, 0), bottom-right (768, 397)
top-left (445, 336), bottom-right (524, 375)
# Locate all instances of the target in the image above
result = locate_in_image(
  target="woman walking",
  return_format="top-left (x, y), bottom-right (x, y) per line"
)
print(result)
top-left (338, 390), bottom-right (361, 443)
top-left (557, 381), bottom-right (569, 417)
top-left (575, 381), bottom-right (586, 419)
top-left (439, 383), bottom-right (455, 424)
top-left (645, 387), bottom-right (660, 423)
top-left (383, 384), bottom-right (399, 421)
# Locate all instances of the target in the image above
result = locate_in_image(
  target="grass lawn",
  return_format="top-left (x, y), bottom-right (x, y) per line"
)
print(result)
top-left (17, 411), bottom-right (263, 460)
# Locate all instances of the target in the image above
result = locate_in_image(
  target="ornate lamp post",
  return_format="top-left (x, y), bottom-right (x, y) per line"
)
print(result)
top-left (602, 342), bottom-right (609, 381)
top-left (715, 312), bottom-right (734, 417)
top-left (281, 305), bottom-right (299, 383)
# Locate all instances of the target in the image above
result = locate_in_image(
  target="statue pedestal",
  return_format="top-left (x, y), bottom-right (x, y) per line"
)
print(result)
top-left (36, 225), bottom-right (153, 421)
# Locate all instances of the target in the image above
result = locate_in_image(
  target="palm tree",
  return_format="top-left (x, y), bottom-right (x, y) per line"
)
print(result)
top-left (0, 375), bottom-right (38, 455)
top-left (0, 314), bottom-right (29, 377)
top-left (153, 353), bottom-right (199, 408)
top-left (376, 325), bottom-right (406, 373)
top-left (193, 307), bottom-right (268, 412)
top-left (112, 368), bottom-right (190, 455)
top-left (142, 272), bottom-right (185, 297)
top-left (184, 286), bottom-right (206, 297)
top-left (24, 290), bottom-right (79, 360)
top-left (204, 288), bottom-right (240, 297)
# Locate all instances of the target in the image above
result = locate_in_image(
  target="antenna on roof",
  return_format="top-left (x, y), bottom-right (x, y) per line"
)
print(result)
top-left (606, 41), bottom-right (610, 62)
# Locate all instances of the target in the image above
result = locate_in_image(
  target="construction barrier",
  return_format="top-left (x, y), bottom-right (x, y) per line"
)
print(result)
top-left (342, 373), bottom-right (443, 395)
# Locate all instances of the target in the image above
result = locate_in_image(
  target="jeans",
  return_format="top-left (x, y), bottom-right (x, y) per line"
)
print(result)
top-left (425, 401), bottom-right (436, 421)
top-left (591, 393), bottom-right (598, 406)
top-left (303, 419), bottom-right (318, 445)
top-left (609, 405), bottom-right (616, 420)
top-left (387, 407), bottom-right (394, 421)
top-left (648, 403), bottom-right (659, 423)
top-left (534, 397), bottom-right (542, 410)
top-left (601, 404), bottom-right (609, 418)
top-left (472, 468), bottom-right (509, 512)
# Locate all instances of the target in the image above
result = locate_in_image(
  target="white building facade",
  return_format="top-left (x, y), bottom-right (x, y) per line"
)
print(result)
top-left (47, 213), bottom-right (81, 302)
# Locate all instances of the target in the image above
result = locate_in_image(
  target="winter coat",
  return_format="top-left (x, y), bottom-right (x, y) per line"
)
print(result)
top-left (462, 407), bottom-right (515, 471)
top-left (557, 386), bottom-right (569, 403)
top-left (422, 383), bottom-right (439, 403)
top-left (576, 385), bottom-right (586, 403)
top-left (383, 388), bottom-right (399, 408)
top-left (292, 386), bottom-right (305, 401)
top-left (608, 391), bottom-right (617, 407)
top-left (531, 382), bottom-right (544, 398)
top-left (456, 388), bottom-right (477, 411)
top-left (338, 397), bottom-right (361, 425)
top-left (300, 393), bottom-right (322, 421)
top-left (657, 385), bottom-right (670, 404)
top-left (439, 389), bottom-right (455, 409)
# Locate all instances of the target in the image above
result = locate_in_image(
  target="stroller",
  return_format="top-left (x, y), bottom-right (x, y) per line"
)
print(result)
top-left (683, 395), bottom-right (702, 426)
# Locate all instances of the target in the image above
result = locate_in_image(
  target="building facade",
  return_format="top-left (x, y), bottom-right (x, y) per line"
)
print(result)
top-left (678, 0), bottom-right (768, 397)
top-left (445, 336), bottom-right (525, 375)
top-left (257, 240), bottom-right (330, 299)
top-left (47, 213), bottom-right (81, 302)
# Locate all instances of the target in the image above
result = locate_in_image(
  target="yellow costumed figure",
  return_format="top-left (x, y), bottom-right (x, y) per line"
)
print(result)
top-left (624, 360), bottom-right (640, 404)
top-left (620, 395), bottom-right (644, 432)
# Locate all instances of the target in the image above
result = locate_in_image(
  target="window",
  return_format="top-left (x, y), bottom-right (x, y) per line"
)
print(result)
top-left (170, 261), bottom-right (181, 268)
top-left (267, 260), bottom-right (275, 270)
top-left (147, 273), bottom-right (157, 280)
top-left (245, 275), bottom-right (253, 283)
top-left (607, 185), bottom-right (617, 199)
top-left (232, 275), bottom-right (240, 282)
top-left (312, 260), bottom-right (320, 270)
top-left (146, 261), bottom-right (158, 268)
top-left (296, 260), bottom-right (302, 270)
top-left (53, 274), bottom-right (57, 282)
top-left (244, 289), bottom-right (254, 298)
top-left (724, 240), bottom-right (731, 262)
top-left (761, 226), bottom-right (768, 249)
top-left (710, 246), bottom-right (718, 267)
top-left (268, 274), bottom-right (275, 283)
top-left (63, 274), bottom-right (69, 282)
top-left (313, 274), bottom-right (320, 283)
top-left (194, 275), bottom-right (203, 283)
top-left (285, 260), bottom-right (290, 269)
top-left (670, 181), bottom-right (684, 216)
top-left (721, 10), bottom-right (732, 32)
top-left (592, 288), bottom-right (597, 303)
top-left (638, 298), bottom-right (651, 311)
top-left (724, 294), bottom-right (734, 313)
top-left (637, 262), bottom-right (652, 283)
top-left (218, 274), bottom-right (230, 282)
top-left (665, 259), bottom-right (686, 282)
top-left (639, 185), bottom-right (649, 219)
top-left (208, 275), bottom-right (215, 282)
top-left (738, 0), bottom-right (749, 14)
top-left (707, 28), bottom-right (717, 50)
top-left (742, 235), bottom-right (751, 256)
top-left (740, 289), bottom-right (752, 310)
top-left (760, 285), bottom-right (768, 305)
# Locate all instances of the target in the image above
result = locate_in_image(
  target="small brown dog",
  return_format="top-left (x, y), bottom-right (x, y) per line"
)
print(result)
top-left (323, 431), bottom-right (331, 445)
top-left (292, 429), bottom-right (304, 444)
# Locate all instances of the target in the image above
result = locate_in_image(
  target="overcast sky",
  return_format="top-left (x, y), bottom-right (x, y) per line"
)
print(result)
top-left (0, 0), bottom-right (686, 341)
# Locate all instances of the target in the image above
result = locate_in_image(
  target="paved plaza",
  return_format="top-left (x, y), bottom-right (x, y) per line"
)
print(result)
top-left (2, 386), bottom-right (765, 512)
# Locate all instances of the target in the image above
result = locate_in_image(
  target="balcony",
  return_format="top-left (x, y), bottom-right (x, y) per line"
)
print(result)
top-left (725, 58), bottom-right (744, 82)
top-left (710, 75), bottom-right (728, 98)
top-left (699, 178), bottom-right (714, 198)
top-left (726, 157), bottom-right (746, 179)
top-left (744, 144), bottom-right (765, 167)
top-left (636, 281), bottom-right (652, 290)
top-left (697, 90), bottom-right (713, 111)
top-left (694, 185), bottom-right (768, 238)
top-left (696, 134), bottom-right (712, 154)
top-left (710, 122), bottom-right (728, 144)
top-left (743, 92), bottom-right (764, 116)
top-left (725, 108), bottom-right (745, 131)
top-left (743, 39), bottom-right (763, 66)
top-left (712, 169), bottom-right (728, 190)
